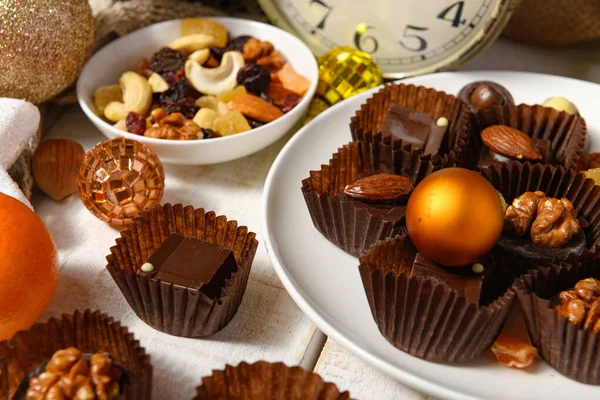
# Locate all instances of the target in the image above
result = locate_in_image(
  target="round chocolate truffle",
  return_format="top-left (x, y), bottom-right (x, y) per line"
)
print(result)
top-left (458, 81), bottom-right (514, 111)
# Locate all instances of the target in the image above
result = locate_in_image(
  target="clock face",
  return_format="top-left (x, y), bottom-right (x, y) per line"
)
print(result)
top-left (259, 0), bottom-right (516, 78)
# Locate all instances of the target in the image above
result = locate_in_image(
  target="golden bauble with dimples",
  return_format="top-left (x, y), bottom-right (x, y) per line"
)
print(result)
top-left (406, 167), bottom-right (504, 267)
top-left (0, 0), bottom-right (94, 104)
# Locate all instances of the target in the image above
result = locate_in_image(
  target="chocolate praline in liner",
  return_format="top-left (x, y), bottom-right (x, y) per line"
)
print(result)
top-left (481, 162), bottom-right (600, 261)
top-left (471, 104), bottom-right (587, 170)
top-left (0, 310), bottom-right (152, 399)
top-left (514, 259), bottom-right (600, 384)
top-left (193, 361), bottom-right (350, 400)
top-left (358, 235), bottom-right (523, 363)
top-left (349, 83), bottom-right (474, 169)
top-left (302, 141), bottom-right (441, 257)
top-left (106, 203), bottom-right (259, 338)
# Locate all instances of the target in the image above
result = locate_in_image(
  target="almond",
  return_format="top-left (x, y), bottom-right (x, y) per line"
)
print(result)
top-left (228, 94), bottom-right (284, 123)
top-left (481, 125), bottom-right (542, 161)
top-left (344, 174), bottom-right (414, 203)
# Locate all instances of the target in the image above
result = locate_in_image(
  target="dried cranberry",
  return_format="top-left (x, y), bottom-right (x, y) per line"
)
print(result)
top-left (281, 94), bottom-right (301, 113)
top-left (162, 98), bottom-right (199, 119)
top-left (202, 128), bottom-right (221, 139)
top-left (158, 79), bottom-right (194, 105)
top-left (125, 112), bottom-right (147, 135)
top-left (210, 47), bottom-right (228, 62)
top-left (237, 64), bottom-right (271, 94)
top-left (149, 47), bottom-right (186, 79)
top-left (227, 35), bottom-right (252, 52)
top-left (246, 118), bottom-right (265, 129)
top-left (161, 68), bottom-right (186, 84)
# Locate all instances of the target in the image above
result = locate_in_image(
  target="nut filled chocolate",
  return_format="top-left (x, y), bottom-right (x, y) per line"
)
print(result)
top-left (139, 232), bottom-right (237, 298)
top-left (380, 104), bottom-right (448, 156)
top-left (458, 81), bottom-right (514, 111)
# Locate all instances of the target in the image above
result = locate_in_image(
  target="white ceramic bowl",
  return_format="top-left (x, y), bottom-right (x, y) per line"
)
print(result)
top-left (77, 17), bottom-right (318, 165)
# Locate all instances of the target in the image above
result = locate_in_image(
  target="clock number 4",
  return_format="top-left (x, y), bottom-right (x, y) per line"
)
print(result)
top-left (437, 1), bottom-right (466, 27)
top-left (310, 0), bottom-right (333, 32)
top-left (399, 25), bottom-right (428, 52)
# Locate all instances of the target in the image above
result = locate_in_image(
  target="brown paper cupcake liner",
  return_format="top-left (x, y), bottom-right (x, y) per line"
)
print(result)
top-left (473, 104), bottom-right (587, 170)
top-left (193, 361), bottom-right (350, 400)
top-left (514, 260), bottom-right (600, 384)
top-left (481, 162), bottom-right (600, 259)
top-left (349, 83), bottom-right (474, 168)
top-left (0, 309), bottom-right (152, 399)
top-left (358, 235), bottom-right (521, 363)
top-left (106, 203), bottom-right (259, 338)
top-left (302, 141), bottom-right (441, 257)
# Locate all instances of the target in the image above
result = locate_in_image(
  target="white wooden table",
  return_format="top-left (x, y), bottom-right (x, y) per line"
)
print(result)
top-left (33, 36), bottom-right (600, 400)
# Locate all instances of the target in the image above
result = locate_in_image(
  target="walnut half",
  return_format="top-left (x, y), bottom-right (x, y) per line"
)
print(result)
top-left (145, 110), bottom-right (201, 140)
top-left (504, 191), bottom-right (546, 237)
top-left (530, 197), bottom-right (581, 248)
top-left (555, 278), bottom-right (600, 333)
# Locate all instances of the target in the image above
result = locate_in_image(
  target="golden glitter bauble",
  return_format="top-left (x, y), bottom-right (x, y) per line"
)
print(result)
top-left (0, 0), bottom-right (94, 104)
top-left (405, 168), bottom-right (504, 267)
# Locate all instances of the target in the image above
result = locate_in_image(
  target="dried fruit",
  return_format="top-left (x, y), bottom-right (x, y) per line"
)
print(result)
top-left (126, 112), bottom-right (147, 135)
top-left (265, 84), bottom-right (295, 106)
top-left (491, 333), bottom-right (538, 368)
top-left (216, 85), bottom-right (247, 104)
top-left (257, 51), bottom-right (285, 72)
top-left (237, 64), bottom-right (271, 94)
top-left (277, 64), bottom-right (310, 96)
top-left (242, 38), bottom-right (274, 63)
top-left (192, 108), bottom-right (218, 129)
top-left (158, 78), bottom-right (194, 105)
top-left (202, 128), bottom-right (221, 139)
top-left (246, 118), bottom-right (264, 129)
top-left (196, 95), bottom-right (229, 115)
top-left (32, 139), bottom-right (85, 201)
top-left (210, 47), bottom-right (228, 62)
top-left (281, 94), bottom-right (301, 113)
top-left (162, 98), bottom-right (199, 119)
top-left (135, 58), bottom-right (152, 78)
top-left (212, 110), bottom-right (252, 136)
top-left (148, 72), bottom-right (169, 93)
top-left (228, 94), bottom-right (284, 123)
top-left (149, 47), bottom-right (186, 79)
top-left (227, 35), bottom-right (252, 52)
top-left (93, 84), bottom-right (122, 116)
top-left (480, 125), bottom-right (542, 161)
top-left (181, 18), bottom-right (228, 47)
top-left (343, 174), bottom-right (414, 203)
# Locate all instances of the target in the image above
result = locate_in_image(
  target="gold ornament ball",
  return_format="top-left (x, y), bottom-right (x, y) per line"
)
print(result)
top-left (405, 168), bottom-right (504, 267)
top-left (0, 0), bottom-right (94, 104)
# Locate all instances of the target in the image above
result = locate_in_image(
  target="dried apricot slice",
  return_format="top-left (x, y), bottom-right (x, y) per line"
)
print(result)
top-left (277, 64), bottom-right (310, 96)
top-left (491, 333), bottom-right (538, 368)
top-left (181, 18), bottom-right (228, 47)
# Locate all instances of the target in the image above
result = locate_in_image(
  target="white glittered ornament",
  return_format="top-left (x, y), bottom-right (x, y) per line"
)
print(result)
top-left (0, 98), bottom-right (40, 209)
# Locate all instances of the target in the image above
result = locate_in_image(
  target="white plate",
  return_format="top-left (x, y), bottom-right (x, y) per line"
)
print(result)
top-left (77, 18), bottom-right (318, 165)
top-left (263, 71), bottom-right (600, 400)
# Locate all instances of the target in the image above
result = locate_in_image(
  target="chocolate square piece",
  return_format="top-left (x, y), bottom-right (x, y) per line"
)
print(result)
top-left (143, 233), bottom-right (237, 298)
top-left (411, 253), bottom-right (483, 305)
top-left (380, 104), bottom-right (447, 156)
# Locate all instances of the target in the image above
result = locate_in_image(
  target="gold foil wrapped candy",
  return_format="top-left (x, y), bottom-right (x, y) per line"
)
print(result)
top-left (77, 138), bottom-right (165, 225)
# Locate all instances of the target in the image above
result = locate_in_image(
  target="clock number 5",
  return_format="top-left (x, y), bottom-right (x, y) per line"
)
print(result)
top-left (310, 0), bottom-right (333, 31)
top-left (399, 25), bottom-right (428, 52)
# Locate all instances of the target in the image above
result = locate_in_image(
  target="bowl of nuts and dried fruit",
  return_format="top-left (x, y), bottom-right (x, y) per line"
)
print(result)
top-left (77, 17), bottom-right (318, 165)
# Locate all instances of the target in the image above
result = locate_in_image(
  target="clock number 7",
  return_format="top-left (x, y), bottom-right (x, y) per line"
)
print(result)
top-left (399, 25), bottom-right (428, 52)
top-left (310, 0), bottom-right (333, 31)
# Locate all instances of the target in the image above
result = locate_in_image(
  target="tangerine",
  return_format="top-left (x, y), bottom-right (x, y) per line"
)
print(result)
top-left (0, 193), bottom-right (59, 340)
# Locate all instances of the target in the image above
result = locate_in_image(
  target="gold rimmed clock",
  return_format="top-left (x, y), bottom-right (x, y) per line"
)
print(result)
top-left (258, 0), bottom-right (521, 79)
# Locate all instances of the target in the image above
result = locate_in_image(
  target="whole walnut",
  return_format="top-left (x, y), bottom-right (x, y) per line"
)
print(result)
top-left (531, 197), bottom-right (581, 248)
top-left (504, 191), bottom-right (546, 237)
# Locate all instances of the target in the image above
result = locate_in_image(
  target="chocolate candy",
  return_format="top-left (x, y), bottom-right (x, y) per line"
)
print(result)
top-left (478, 138), bottom-right (553, 168)
top-left (411, 253), bottom-right (484, 305)
top-left (458, 81), bottom-right (514, 111)
top-left (380, 104), bottom-right (447, 156)
top-left (496, 230), bottom-right (586, 263)
top-left (141, 232), bottom-right (237, 298)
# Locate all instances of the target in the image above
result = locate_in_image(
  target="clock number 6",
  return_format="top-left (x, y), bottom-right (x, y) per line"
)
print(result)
top-left (310, 0), bottom-right (333, 31)
top-left (354, 26), bottom-right (379, 54)
top-left (399, 25), bottom-right (428, 52)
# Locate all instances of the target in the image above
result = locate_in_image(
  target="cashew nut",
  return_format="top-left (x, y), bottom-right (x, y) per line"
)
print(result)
top-left (93, 84), bottom-right (122, 116)
top-left (169, 34), bottom-right (217, 54)
top-left (185, 51), bottom-right (245, 96)
top-left (104, 72), bottom-right (153, 122)
top-left (148, 73), bottom-right (169, 93)
top-left (196, 96), bottom-right (229, 115)
top-left (193, 108), bottom-right (218, 129)
top-left (188, 49), bottom-right (210, 65)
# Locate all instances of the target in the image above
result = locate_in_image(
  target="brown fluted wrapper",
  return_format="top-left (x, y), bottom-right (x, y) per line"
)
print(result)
top-left (106, 203), bottom-right (258, 338)
top-left (349, 83), bottom-right (473, 168)
top-left (0, 310), bottom-right (152, 399)
top-left (193, 361), bottom-right (350, 400)
top-left (301, 141), bottom-right (440, 257)
top-left (514, 260), bottom-right (600, 384)
top-left (358, 235), bottom-right (520, 363)
top-left (474, 104), bottom-right (586, 169)
top-left (481, 162), bottom-right (600, 257)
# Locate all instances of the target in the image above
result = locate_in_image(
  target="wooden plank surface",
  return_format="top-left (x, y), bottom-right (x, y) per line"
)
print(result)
top-left (33, 107), bottom-right (315, 399)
